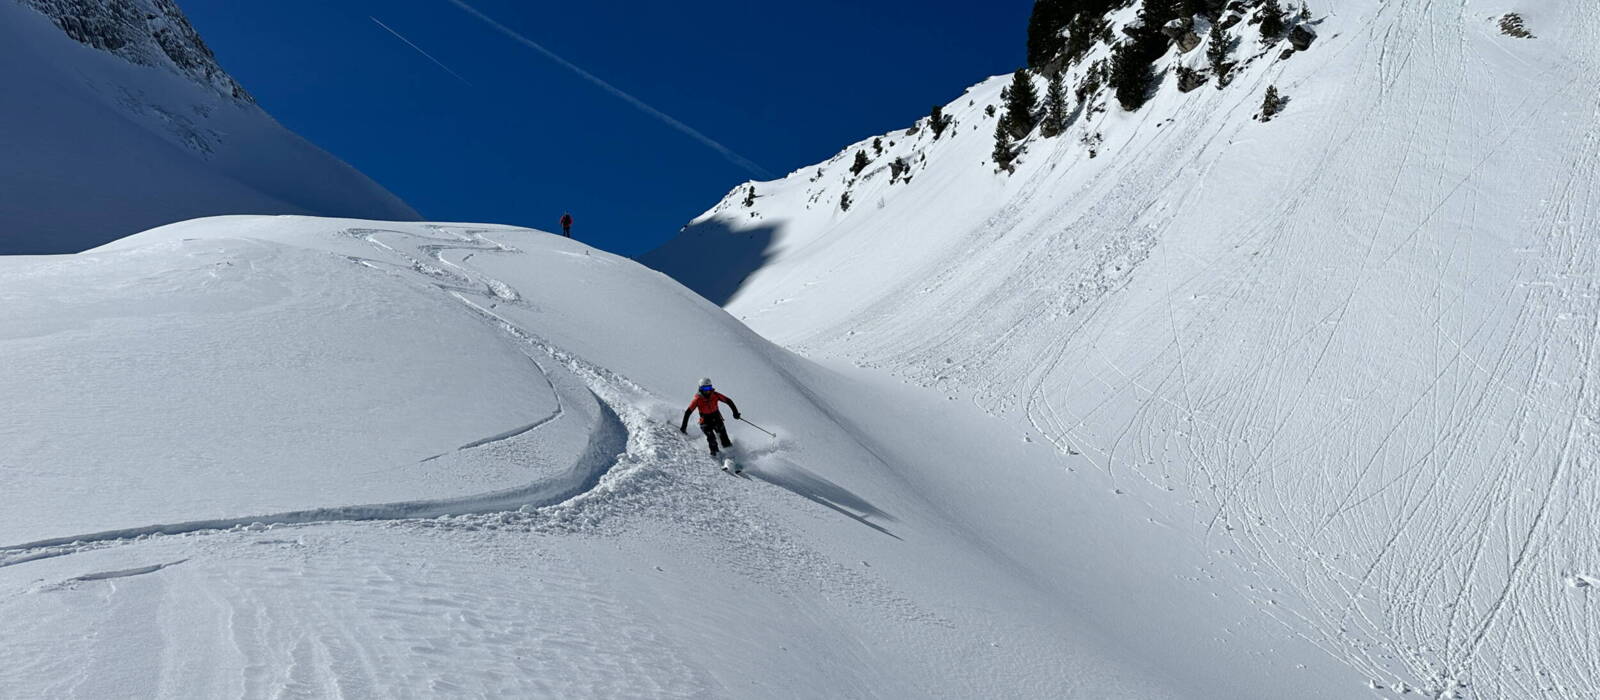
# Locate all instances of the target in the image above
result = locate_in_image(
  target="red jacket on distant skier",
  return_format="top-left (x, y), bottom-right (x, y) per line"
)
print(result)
top-left (560, 213), bottom-right (573, 237)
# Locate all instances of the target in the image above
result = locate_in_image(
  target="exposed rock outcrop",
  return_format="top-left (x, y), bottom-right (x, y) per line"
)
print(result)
top-left (19, 0), bottom-right (252, 103)
top-left (1287, 23), bottom-right (1317, 51)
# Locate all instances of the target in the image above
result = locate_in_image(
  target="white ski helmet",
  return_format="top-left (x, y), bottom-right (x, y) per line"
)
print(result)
top-left (699, 377), bottom-right (714, 390)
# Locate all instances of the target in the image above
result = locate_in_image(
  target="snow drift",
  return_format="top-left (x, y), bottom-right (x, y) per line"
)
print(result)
top-left (649, 0), bottom-right (1600, 696)
top-left (0, 0), bottom-right (417, 254)
top-left (2, 215), bottom-right (1382, 697)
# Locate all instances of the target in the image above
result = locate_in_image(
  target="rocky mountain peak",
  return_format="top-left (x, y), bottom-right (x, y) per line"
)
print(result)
top-left (18, 0), bottom-right (253, 103)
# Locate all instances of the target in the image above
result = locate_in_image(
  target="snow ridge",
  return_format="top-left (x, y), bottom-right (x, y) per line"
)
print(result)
top-left (0, 224), bottom-right (633, 565)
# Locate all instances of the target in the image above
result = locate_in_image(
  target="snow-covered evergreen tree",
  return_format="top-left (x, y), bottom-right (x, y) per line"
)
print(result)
top-left (929, 105), bottom-right (951, 139)
top-left (1260, 0), bottom-right (1287, 40)
top-left (1207, 17), bottom-right (1233, 86)
top-left (1110, 42), bottom-right (1153, 111)
top-left (1043, 71), bottom-right (1069, 137)
top-left (1261, 85), bottom-right (1285, 120)
top-left (992, 115), bottom-right (1016, 171)
top-left (1004, 69), bottom-right (1040, 136)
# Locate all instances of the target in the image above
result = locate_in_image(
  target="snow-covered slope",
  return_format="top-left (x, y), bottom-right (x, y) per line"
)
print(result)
top-left (0, 0), bottom-right (417, 254)
top-left (0, 215), bottom-right (1391, 697)
top-left (649, 0), bottom-right (1600, 696)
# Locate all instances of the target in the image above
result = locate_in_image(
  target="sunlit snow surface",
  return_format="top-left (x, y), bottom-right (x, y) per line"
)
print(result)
top-left (4, 216), bottom-right (1341, 698)
top-left (651, 0), bottom-right (1600, 696)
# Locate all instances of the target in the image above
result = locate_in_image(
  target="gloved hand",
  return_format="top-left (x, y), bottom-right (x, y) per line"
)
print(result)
top-left (732, 411), bottom-right (742, 420)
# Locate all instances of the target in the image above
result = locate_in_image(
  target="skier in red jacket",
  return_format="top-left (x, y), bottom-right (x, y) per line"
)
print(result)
top-left (680, 377), bottom-right (740, 456)
top-left (560, 212), bottom-right (573, 238)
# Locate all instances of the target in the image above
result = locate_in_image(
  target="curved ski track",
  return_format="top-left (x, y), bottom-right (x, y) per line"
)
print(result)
top-left (0, 225), bottom-right (644, 568)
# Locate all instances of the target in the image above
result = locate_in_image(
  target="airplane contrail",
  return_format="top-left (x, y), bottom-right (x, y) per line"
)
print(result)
top-left (442, 0), bottom-right (771, 179)
top-left (371, 16), bottom-right (474, 86)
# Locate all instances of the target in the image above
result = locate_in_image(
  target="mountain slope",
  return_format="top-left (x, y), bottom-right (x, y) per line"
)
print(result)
top-left (649, 0), bottom-right (1600, 696)
top-left (0, 215), bottom-right (1387, 697)
top-left (0, 0), bottom-right (417, 254)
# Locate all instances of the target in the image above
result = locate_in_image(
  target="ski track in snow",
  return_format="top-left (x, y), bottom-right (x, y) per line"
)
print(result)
top-left (660, 1), bottom-right (1600, 696)
top-left (0, 225), bottom-right (947, 666)
top-left (0, 225), bottom-right (635, 566)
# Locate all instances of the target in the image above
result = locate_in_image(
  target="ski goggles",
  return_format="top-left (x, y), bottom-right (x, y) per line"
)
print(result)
top-left (699, 385), bottom-right (714, 392)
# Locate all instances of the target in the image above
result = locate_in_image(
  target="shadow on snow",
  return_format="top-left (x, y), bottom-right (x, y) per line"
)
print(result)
top-left (639, 220), bottom-right (779, 306)
top-left (748, 457), bottom-right (901, 541)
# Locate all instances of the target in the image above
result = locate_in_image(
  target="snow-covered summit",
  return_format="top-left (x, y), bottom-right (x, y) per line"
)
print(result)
top-left (0, 0), bottom-right (418, 254)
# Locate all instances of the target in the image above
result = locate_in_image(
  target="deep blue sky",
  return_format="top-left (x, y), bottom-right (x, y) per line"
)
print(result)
top-left (180, 0), bottom-right (1031, 256)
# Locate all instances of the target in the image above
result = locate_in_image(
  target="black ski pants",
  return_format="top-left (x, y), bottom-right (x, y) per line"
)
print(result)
top-left (700, 412), bottom-right (732, 454)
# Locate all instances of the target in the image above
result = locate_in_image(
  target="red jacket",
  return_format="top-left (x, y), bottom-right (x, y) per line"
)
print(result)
top-left (682, 391), bottom-right (739, 429)
top-left (560, 214), bottom-right (573, 226)
top-left (688, 392), bottom-right (731, 415)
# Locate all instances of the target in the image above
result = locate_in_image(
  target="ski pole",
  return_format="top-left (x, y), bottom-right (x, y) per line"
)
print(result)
top-left (739, 417), bottom-right (777, 439)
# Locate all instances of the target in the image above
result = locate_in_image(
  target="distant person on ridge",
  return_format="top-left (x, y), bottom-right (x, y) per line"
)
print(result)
top-left (560, 212), bottom-right (573, 238)
top-left (680, 378), bottom-right (740, 456)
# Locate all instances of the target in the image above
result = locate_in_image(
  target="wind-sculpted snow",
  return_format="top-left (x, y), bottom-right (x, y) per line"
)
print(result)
top-left (0, 221), bottom-right (637, 563)
top-left (3, 215), bottom-right (1349, 697)
top-left (656, 0), bottom-right (1600, 696)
